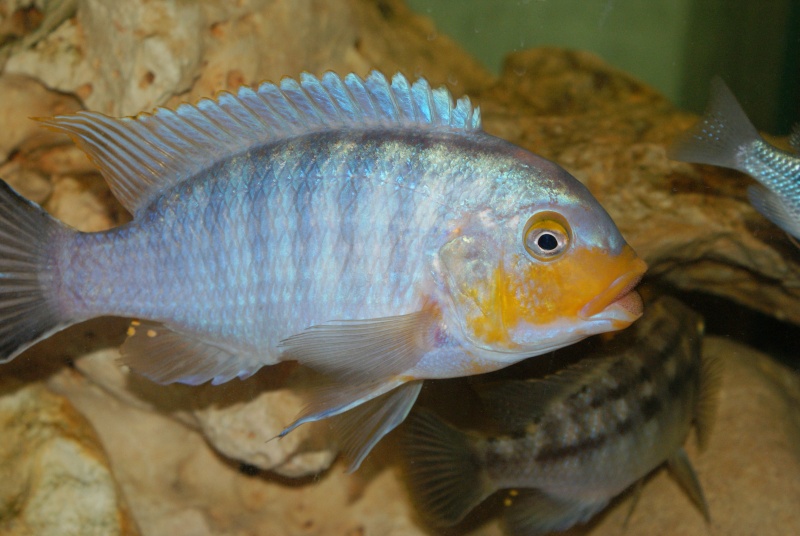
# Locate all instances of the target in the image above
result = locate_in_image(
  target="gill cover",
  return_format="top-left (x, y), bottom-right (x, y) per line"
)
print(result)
top-left (438, 232), bottom-right (512, 350)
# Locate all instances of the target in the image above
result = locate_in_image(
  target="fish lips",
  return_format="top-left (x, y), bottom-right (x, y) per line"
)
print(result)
top-left (579, 264), bottom-right (646, 327)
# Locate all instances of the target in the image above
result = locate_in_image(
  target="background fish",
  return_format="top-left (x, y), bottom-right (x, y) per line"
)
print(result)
top-left (404, 296), bottom-right (722, 534)
top-left (669, 76), bottom-right (800, 243)
top-left (0, 71), bottom-right (646, 470)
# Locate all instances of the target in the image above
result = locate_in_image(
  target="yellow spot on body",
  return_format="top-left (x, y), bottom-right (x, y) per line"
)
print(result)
top-left (509, 489), bottom-right (519, 497)
top-left (127, 327), bottom-right (136, 337)
top-left (146, 329), bottom-right (157, 338)
top-left (131, 320), bottom-right (141, 326)
top-left (504, 497), bottom-right (513, 507)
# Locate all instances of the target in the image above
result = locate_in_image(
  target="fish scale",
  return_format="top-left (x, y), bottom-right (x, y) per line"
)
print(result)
top-left (0, 71), bottom-right (646, 470)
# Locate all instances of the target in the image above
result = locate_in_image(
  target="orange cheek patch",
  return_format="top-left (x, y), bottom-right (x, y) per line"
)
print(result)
top-left (464, 245), bottom-right (644, 347)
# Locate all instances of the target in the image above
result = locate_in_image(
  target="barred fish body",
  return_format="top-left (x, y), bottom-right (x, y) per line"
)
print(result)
top-left (405, 297), bottom-right (721, 533)
top-left (670, 77), bottom-right (800, 243)
top-left (0, 72), bottom-right (646, 469)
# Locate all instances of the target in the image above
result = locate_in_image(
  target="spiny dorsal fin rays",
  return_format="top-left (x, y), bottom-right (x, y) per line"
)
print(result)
top-left (39, 71), bottom-right (481, 216)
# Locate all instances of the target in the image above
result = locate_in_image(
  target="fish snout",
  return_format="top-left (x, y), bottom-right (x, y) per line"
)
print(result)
top-left (579, 258), bottom-right (647, 326)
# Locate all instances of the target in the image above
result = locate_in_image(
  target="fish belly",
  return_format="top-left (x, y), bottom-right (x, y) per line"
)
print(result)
top-left (54, 132), bottom-right (453, 361)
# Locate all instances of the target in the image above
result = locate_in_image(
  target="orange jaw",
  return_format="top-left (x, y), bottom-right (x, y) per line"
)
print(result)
top-left (464, 245), bottom-right (647, 348)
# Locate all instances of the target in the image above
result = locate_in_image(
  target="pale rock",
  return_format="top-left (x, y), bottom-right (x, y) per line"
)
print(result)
top-left (0, 0), bottom-right (798, 533)
top-left (0, 378), bottom-right (138, 536)
top-left (0, 161), bottom-right (51, 203)
top-left (73, 348), bottom-right (336, 477)
top-left (6, 0), bottom-right (202, 115)
top-left (0, 73), bottom-right (80, 161)
top-left (46, 175), bottom-right (114, 231)
top-left (45, 336), bottom-right (800, 536)
top-left (47, 364), bottom-right (424, 536)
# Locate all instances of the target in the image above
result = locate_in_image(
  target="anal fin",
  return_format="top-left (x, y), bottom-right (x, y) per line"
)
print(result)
top-left (120, 321), bottom-right (263, 385)
top-left (502, 489), bottom-right (608, 536)
top-left (667, 447), bottom-right (710, 522)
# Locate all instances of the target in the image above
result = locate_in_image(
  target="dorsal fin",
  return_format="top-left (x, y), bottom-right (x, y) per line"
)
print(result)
top-left (39, 71), bottom-right (482, 216)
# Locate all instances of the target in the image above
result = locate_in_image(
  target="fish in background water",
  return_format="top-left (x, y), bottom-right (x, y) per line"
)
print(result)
top-left (0, 71), bottom-right (647, 470)
top-left (669, 76), bottom-right (800, 244)
top-left (404, 296), bottom-right (722, 534)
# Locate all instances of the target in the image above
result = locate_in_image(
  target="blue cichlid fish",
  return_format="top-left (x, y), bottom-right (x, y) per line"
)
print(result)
top-left (404, 296), bottom-right (721, 534)
top-left (0, 71), bottom-right (646, 470)
top-left (670, 77), bottom-right (800, 243)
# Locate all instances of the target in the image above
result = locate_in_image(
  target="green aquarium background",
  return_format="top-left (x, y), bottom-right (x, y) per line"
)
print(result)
top-left (407, 0), bottom-right (800, 135)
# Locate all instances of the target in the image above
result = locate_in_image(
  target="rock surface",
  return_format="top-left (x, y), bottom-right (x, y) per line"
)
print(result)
top-left (0, 378), bottom-right (139, 536)
top-left (24, 337), bottom-right (800, 536)
top-left (0, 0), bottom-right (799, 534)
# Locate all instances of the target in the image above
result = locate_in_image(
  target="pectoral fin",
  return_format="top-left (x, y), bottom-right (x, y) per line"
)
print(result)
top-left (279, 309), bottom-right (437, 383)
top-left (667, 447), bottom-right (710, 522)
top-left (120, 321), bottom-right (264, 385)
top-left (502, 489), bottom-right (608, 535)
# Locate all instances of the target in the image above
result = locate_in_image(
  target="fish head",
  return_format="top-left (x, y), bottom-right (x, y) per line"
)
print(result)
top-left (437, 158), bottom-right (647, 363)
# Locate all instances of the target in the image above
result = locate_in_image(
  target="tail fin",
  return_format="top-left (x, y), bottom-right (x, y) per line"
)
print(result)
top-left (668, 77), bottom-right (761, 170)
top-left (403, 409), bottom-right (494, 526)
top-left (0, 180), bottom-right (70, 361)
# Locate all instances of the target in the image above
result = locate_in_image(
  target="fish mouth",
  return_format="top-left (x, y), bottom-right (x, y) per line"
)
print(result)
top-left (579, 261), bottom-right (647, 325)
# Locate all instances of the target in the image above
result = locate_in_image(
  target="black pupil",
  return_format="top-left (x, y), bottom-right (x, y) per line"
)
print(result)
top-left (537, 233), bottom-right (559, 251)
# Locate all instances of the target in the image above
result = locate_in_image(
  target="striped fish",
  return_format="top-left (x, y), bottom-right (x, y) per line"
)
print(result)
top-left (404, 296), bottom-right (721, 533)
top-left (0, 71), bottom-right (646, 470)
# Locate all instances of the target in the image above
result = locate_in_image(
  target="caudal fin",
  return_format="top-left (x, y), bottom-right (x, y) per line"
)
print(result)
top-left (0, 180), bottom-right (70, 361)
top-left (403, 409), bottom-right (494, 526)
top-left (668, 77), bottom-right (761, 171)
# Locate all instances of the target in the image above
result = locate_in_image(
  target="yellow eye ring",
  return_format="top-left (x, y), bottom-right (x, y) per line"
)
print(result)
top-left (523, 213), bottom-right (571, 260)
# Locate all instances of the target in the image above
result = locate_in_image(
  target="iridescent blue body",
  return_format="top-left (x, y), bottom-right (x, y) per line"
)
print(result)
top-left (670, 77), bottom-right (800, 242)
top-left (0, 72), bottom-right (646, 469)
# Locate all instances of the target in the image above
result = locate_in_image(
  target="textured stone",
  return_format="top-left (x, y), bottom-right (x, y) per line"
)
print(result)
top-left (0, 73), bottom-right (80, 162)
top-left (47, 364), bottom-right (424, 536)
top-left (3, 0), bottom-right (490, 117)
top-left (0, 379), bottom-right (139, 536)
top-left (0, 0), bottom-right (799, 534)
top-left (72, 349), bottom-right (336, 477)
top-left (46, 337), bottom-right (800, 536)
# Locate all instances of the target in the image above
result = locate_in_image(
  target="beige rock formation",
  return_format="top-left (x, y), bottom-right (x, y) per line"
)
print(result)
top-left (0, 378), bottom-right (139, 536)
top-left (0, 0), bottom-right (798, 534)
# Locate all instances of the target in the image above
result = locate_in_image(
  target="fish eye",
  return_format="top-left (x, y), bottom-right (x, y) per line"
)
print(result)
top-left (523, 213), bottom-right (571, 260)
